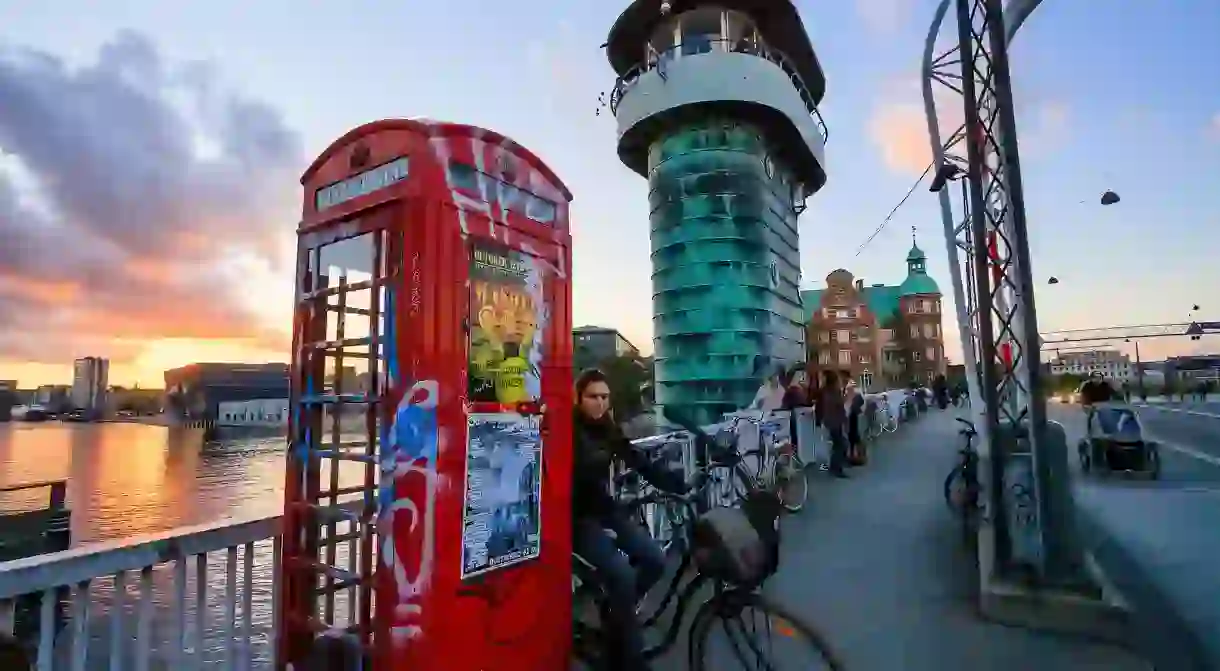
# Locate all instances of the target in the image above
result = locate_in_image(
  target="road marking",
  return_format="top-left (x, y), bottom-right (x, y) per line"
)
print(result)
top-left (1137, 405), bottom-right (1220, 420)
top-left (1151, 436), bottom-right (1220, 468)
top-left (1176, 486), bottom-right (1220, 497)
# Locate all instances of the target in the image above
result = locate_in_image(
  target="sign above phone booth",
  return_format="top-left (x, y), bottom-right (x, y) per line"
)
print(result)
top-left (280, 119), bottom-right (574, 671)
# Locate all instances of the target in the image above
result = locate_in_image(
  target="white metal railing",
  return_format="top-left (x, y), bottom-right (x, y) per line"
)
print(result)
top-left (608, 37), bottom-right (829, 143)
top-left (0, 398), bottom-right (929, 669)
top-left (0, 500), bottom-right (362, 671)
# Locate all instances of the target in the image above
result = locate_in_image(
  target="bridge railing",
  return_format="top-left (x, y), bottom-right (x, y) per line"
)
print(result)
top-left (0, 393), bottom-right (922, 669)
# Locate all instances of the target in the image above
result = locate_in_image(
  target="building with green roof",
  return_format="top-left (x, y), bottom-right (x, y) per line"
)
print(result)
top-left (802, 238), bottom-right (947, 390)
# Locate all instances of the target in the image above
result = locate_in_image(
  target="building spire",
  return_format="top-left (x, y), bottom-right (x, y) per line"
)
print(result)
top-left (911, 225), bottom-right (917, 246)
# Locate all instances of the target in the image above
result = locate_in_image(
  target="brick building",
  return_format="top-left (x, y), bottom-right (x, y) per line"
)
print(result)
top-left (801, 241), bottom-right (947, 391)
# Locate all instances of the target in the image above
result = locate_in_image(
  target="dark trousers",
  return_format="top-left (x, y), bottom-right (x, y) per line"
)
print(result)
top-left (573, 515), bottom-right (666, 667)
top-left (827, 425), bottom-right (848, 474)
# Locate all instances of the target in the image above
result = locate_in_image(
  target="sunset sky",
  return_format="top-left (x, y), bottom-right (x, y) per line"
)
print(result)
top-left (2, 0), bottom-right (1218, 388)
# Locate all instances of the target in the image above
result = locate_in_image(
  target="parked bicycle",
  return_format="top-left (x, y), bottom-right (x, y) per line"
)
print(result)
top-left (720, 413), bottom-right (808, 513)
top-left (943, 417), bottom-right (981, 544)
top-left (571, 414), bottom-right (844, 670)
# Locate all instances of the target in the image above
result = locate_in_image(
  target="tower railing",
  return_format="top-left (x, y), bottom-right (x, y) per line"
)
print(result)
top-left (608, 38), bottom-right (829, 144)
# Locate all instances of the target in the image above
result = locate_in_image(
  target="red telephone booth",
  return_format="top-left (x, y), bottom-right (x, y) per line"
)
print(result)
top-left (278, 119), bottom-right (574, 671)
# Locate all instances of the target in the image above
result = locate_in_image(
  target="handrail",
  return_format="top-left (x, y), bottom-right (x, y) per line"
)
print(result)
top-left (0, 500), bottom-right (360, 600)
top-left (609, 37), bottom-right (829, 145)
top-left (0, 479), bottom-right (67, 511)
top-left (0, 479), bottom-right (66, 495)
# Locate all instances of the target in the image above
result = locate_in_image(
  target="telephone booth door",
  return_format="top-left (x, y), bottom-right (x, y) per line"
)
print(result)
top-left (278, 119), bottom-right (573, 671)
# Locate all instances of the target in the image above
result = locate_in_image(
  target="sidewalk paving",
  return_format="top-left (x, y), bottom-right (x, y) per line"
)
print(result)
top-left (759, 411), bottom-right (1149, 670)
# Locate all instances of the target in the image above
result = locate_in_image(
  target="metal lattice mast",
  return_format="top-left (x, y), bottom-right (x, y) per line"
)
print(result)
top-left (923, 0), bottom-right (1080, 583)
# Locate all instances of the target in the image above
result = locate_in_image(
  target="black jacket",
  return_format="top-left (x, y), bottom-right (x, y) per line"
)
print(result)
top-left (1081, 379), bottom-right (1116, 404)
top-left (571, 408), bottom-right (685, 521)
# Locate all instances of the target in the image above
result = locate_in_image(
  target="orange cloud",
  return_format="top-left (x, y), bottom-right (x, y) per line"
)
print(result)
top-left (869, 103), bottom-right (935, 175)
top-left (868, 79), bottom-right (1070, 176)
top-left (0, 31), bottom-right (301, 384)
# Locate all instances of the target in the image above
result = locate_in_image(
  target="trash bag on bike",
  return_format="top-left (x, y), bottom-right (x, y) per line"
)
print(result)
top-left (691, 490), bottom-right (781, 587)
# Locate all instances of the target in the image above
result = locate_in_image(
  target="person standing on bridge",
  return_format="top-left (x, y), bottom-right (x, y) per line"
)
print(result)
top-left (817, 370), bottom-right (849, 478)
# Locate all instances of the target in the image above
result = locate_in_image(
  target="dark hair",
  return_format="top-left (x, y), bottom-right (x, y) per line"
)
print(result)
top-left (822, 369), bottom-right (838, 386)
top-left (0, 633), bottom-right (31, 670)
top-left (575, 368), bottom-right (609, 399)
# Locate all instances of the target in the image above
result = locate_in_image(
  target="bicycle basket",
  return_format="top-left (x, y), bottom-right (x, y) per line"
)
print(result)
top-left (692, 491), bottom-right (781, 587)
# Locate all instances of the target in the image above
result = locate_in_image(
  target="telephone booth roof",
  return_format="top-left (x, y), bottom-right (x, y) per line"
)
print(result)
top-left (301, 118), bottom-right (573, 202)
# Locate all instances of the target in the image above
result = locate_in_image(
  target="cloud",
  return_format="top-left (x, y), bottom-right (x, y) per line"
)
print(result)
top-left (868, 102), bottom-right (935, 175)
top-left (0, 31), bottom-right (301, 366)
top-left (867, 78), bottom-right (1070, 176)
top-left (856, 0), bottom-right (913, 35)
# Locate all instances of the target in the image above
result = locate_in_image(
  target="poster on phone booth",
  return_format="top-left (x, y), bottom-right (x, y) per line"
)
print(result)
top-left (467, 240), bottom-right (546, 406)
top-left (461, 412), bottom-right (543, 578)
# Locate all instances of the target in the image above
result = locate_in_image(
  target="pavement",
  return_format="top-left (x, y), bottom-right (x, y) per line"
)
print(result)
top-left (676, 410), bottom-right (1150, 670)
top-left (1050, 400), bottom-right (1220, 668)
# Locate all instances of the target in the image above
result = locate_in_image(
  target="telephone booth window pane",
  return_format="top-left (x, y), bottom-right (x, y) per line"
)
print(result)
top-left (525, 195), bottom-right (556, 224)
top-left (450, 163), bottom-right (481, 194)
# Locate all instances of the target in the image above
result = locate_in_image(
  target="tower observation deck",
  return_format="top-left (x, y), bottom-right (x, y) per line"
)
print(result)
top-left (606, 0), bottom-right (828, 424)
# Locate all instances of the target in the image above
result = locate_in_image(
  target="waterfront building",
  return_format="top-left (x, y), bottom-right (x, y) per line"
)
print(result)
top-left (0, 379), bottom-right (16, 422)
top-left (606, 0), bottom-right (828, 424)
top-left (71, 357), bottom-right (109, 418)
top-left (33, 385), bottom-right (71, 413)
top-left (163, 362), bottom-right (290, 424)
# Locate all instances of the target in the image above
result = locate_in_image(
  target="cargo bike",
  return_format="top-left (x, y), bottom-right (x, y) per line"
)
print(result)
top-left (1076, 402), bottom-right (1161, 479)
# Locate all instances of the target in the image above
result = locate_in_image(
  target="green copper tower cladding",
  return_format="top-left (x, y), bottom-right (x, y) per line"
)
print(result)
top-left (607, 1), bottom-right (828, 424)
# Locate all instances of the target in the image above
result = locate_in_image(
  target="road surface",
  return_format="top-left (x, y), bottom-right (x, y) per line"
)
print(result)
top-left (1051, 400), bottom-right (1220, 668)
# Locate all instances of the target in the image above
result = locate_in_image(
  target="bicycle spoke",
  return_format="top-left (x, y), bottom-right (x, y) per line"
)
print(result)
top-left (698, 606), bottom-right (836, 670)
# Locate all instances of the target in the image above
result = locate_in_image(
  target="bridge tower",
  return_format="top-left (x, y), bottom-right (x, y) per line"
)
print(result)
top-left (605, 0), bottom-right (828, 424)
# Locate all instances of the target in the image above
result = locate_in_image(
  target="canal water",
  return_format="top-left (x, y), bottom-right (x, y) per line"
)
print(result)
top-left (0, 421), bottom-right (365, 669)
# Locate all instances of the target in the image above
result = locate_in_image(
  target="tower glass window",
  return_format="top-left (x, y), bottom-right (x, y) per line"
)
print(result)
top-left (679, 8), bottom-right (722, 56)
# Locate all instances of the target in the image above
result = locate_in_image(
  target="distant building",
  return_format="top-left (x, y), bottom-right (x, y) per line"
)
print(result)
top-left (573, 326), bottom-right (639, 371)
top-left (71, 357), bottom-right (110, 417)
top-left (217, 398), bottom-right (289, 427)
top-left (802, 241), bottom-right (947, 391)
top-left (0, 379), bottom-right (16, 422)
top-left (1049, 349), bottom-right (1133, 382)
top-left (1165, 354), bottom-right (1220, 385)
top-left (163, 362), bottom-right (290, 424)
top-left (34, 385), bottom-right (72, 413)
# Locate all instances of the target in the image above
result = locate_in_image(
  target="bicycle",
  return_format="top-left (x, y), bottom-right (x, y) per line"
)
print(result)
top-left (571, 442), bottom-right (843, 669)
top-left (878, 400), bottom-right (897, 436)
top-left (720, 414), bottom-right (808, 513)
top-left (943, 417), bottom-right (981, 544)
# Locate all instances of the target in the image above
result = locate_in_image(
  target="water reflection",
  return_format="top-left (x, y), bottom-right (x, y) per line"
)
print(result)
top-left (0, 422), bottom-right (363, 545)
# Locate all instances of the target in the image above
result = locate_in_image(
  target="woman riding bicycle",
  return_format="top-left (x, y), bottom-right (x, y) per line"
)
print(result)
top-left (571, 368), bottom-right (687, 671)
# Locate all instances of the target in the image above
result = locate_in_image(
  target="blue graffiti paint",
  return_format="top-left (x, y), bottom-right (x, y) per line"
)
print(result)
top-left (394, 402), bottom-right (438, 462)
top-left (378, 286), bottom-right (400, 513)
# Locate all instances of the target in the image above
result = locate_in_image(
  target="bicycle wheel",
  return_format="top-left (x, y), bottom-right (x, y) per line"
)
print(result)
top-left (691, 592), bottom-right (844, 671)
top-left (943, 465), bottom-right (966, 512)
top-left (772, 453), bottom-right (808, 513)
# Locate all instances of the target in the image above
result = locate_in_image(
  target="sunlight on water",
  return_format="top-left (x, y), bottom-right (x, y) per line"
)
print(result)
top-left (0, 422), bottom-right (365, 545)
top-left (0, 422), bottom-right (369, 669)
